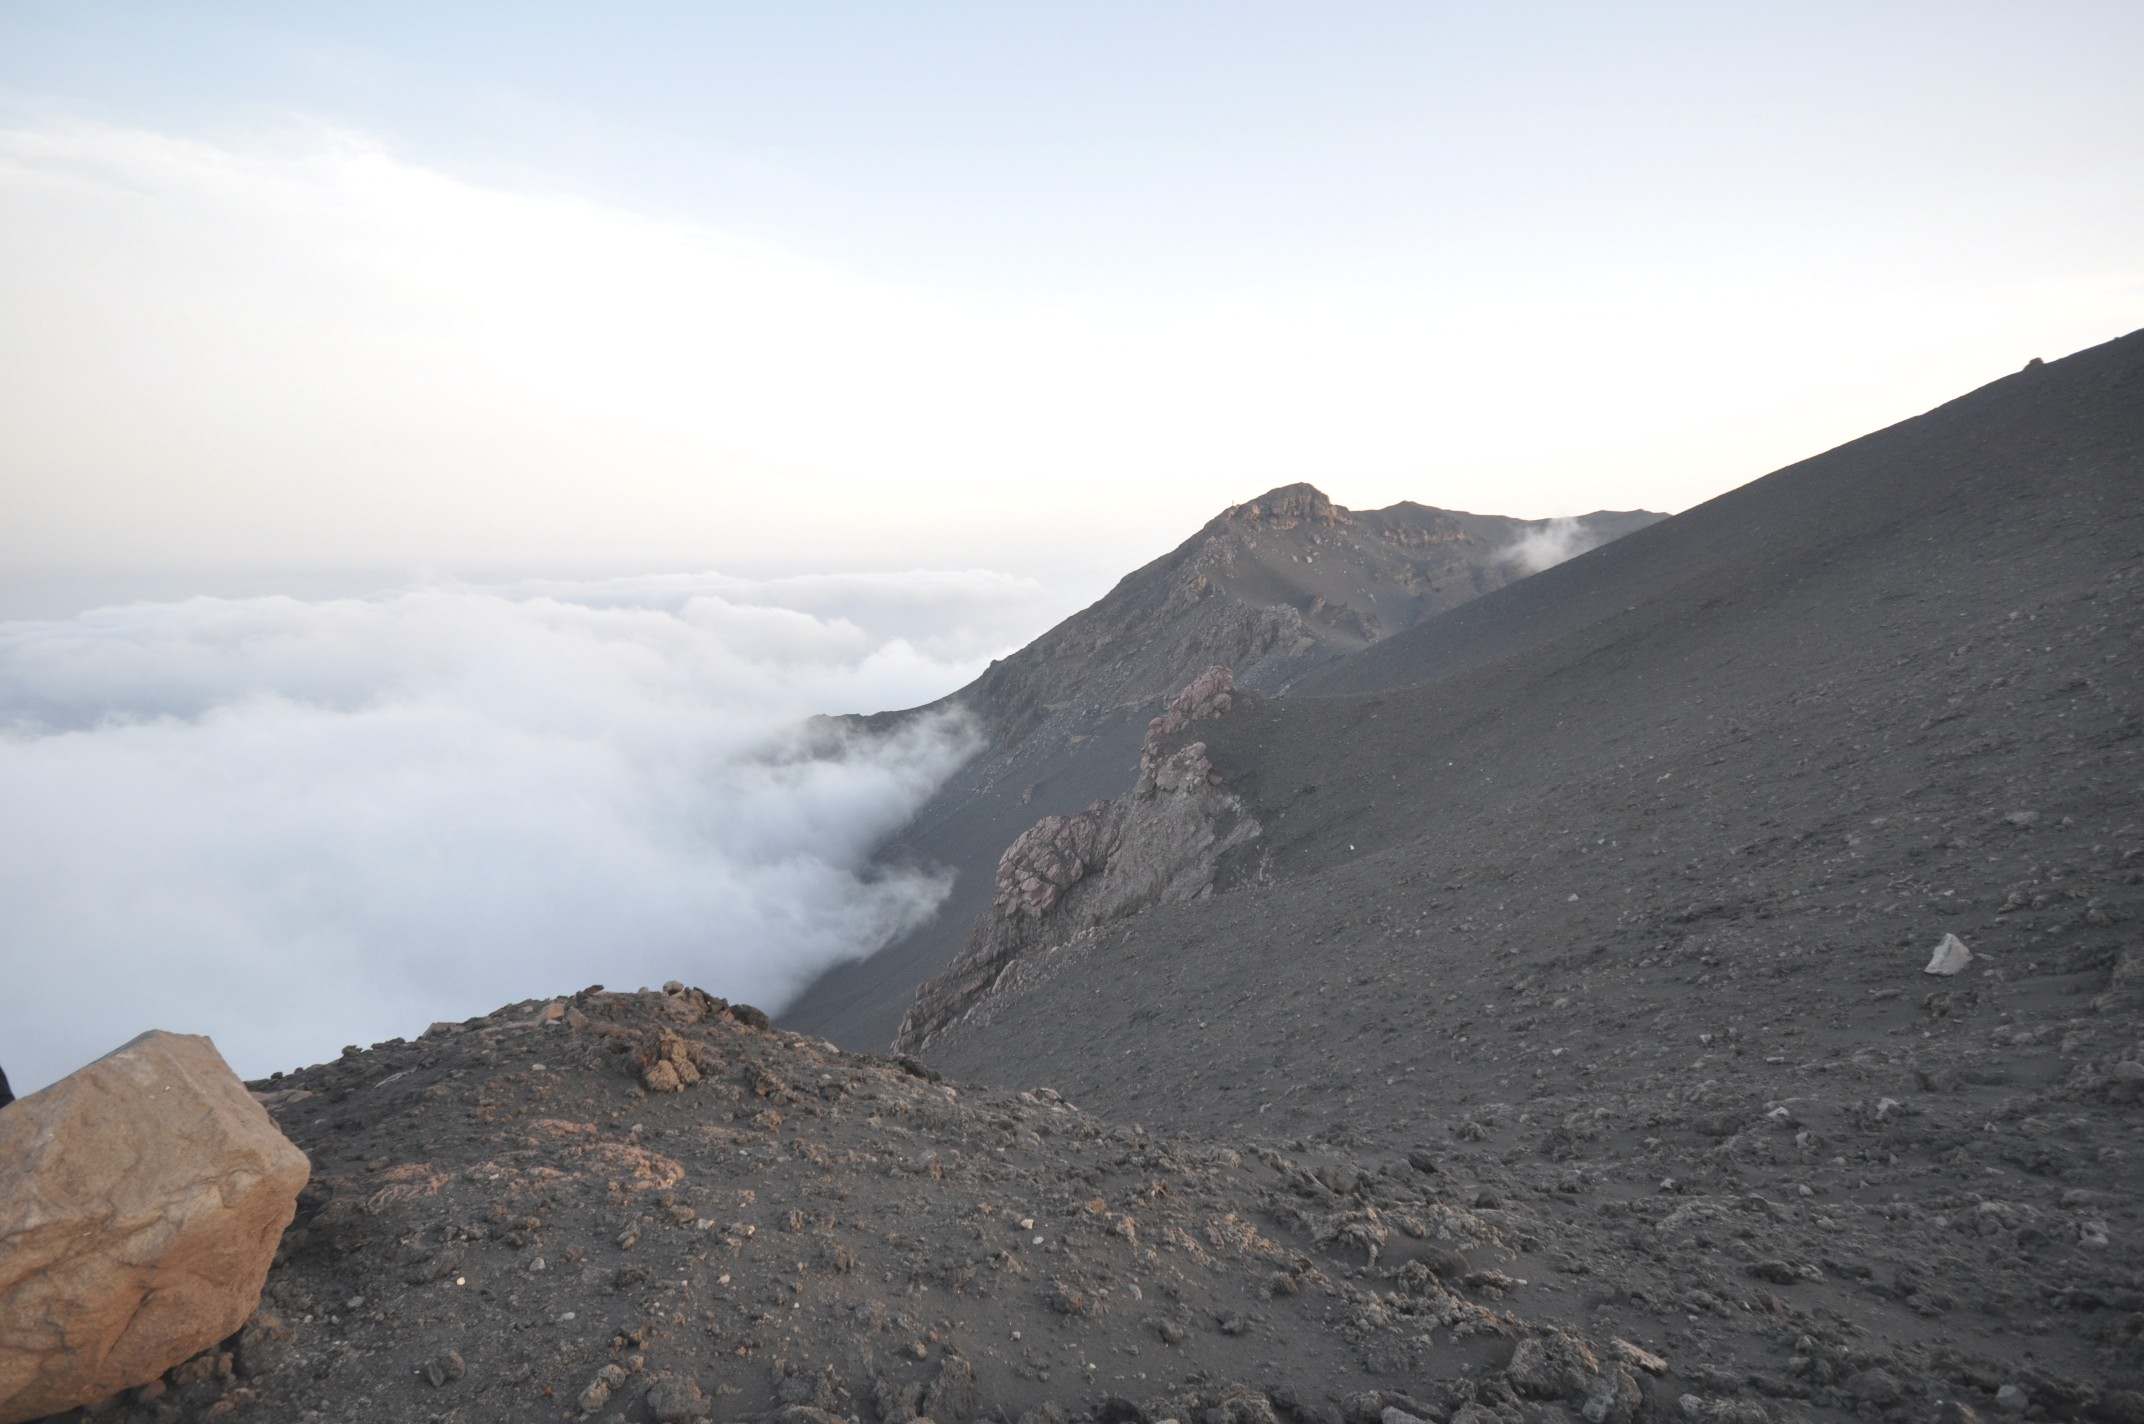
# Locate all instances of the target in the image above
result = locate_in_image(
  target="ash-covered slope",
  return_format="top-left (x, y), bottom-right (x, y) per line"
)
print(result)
top-left (784, 491), bottom-right (1659, 1049)
top-left (915, 333), bottom-right (2144, 1416)
top-left (136, 984), bottom-right (1694, 1424)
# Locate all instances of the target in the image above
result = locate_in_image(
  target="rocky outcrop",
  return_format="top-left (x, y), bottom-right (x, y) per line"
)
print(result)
top-left (1221, 482), bottom-right (1344, 529)
top-left (895, 669), bottom-right (1261, 1052)
top-left (0, 1032), bottom-right (311, 1424)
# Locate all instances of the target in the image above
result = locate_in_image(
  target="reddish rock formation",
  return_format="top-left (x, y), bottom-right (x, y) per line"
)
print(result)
top-left (895, 669), bottom-right (1262, 1053)
top-left (0, 1032), bottom-right (311, 1423)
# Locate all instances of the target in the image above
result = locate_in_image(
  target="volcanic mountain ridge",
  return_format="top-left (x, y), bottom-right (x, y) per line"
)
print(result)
top-left (784, 491), bottom-right (1659, 1048)
top-left (907, 332), bottom-right (2144, 1421)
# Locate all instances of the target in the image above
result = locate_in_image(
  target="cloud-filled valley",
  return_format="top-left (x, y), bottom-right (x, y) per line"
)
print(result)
top-left (0, 571), bottom-right (1061, 1092)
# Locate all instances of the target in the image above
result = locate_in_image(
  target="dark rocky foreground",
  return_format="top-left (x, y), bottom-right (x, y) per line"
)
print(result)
top-left (910, 335), bottom-right (2144, 1419)
top-left (49, 987), bottom-right (1725, 1424)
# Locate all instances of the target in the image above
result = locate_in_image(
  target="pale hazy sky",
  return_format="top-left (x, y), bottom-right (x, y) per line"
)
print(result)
top-left (3, 2), bottom-right (2139, 605)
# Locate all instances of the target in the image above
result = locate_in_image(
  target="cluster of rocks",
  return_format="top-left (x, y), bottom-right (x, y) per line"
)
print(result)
top-left (1221, 484), bottom-right (1347, 531)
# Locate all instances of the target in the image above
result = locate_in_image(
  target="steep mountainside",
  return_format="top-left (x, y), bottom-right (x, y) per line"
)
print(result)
top-left (784, 492), bottom-right (1658, 1048)
top-left (910, 333), bottom-right (2144, 1418)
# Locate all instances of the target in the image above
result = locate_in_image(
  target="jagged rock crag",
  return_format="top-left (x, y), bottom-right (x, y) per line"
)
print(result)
top-left (895, 668), bottom-right (1259, 1053)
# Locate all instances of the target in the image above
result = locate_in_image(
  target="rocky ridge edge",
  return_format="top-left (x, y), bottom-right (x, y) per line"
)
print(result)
top-left (894, 668), bottom-right (1260, 1054)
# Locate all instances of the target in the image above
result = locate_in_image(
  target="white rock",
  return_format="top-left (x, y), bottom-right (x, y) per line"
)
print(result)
top-left (1923, 933), bottom-right (1973, 976)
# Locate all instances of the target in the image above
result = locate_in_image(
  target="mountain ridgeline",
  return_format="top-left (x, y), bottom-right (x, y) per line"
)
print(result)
top-left (784, 490), bottom-right (1660, 1048)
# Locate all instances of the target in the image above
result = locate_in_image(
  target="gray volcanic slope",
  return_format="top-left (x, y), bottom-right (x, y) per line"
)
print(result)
top-left (918, 333), bottom-right (2144, 1409)
top-left (19, 339), bottom-right (2137, 1424)
top-left (784, 492), bottom-right (1660, 1049)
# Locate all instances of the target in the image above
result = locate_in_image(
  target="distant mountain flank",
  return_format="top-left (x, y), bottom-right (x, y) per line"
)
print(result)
top-left (784, 486), bottom-right (1662, 1048)
top-left (908, 332), bottom-right (2144, 1417)
top-left (918, 483), bottom-right (1655, 751)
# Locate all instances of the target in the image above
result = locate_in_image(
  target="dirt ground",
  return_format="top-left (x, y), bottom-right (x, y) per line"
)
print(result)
top-left (44, 986), bottom-right (1723, 1424)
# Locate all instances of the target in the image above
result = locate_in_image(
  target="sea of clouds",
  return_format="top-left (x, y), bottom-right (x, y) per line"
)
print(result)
top-left (0, 570), bottom-right (1064, 1092)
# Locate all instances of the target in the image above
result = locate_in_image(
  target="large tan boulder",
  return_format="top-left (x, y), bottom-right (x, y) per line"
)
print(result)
top-left (0, 1032), bottom-right (310, 1423)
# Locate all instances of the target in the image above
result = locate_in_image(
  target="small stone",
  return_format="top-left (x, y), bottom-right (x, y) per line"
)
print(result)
top-left (234, 1311), bottom-right (292, 1381)
top-left (422, 1350), bottom-right (465, 1388)
top-left (1044, 1279), bottom-right (1088, 1315)
top-left (1158, 1320), bottom-right (1187, 1345)
top-left (1924, 933), bottom-right (1973, 976)
top-left (1847, 1368), bottom-right (1901, 1406)
top-left (1611, 1339), bottom-right (1669, 1376)
top-left (1508, 1331), bottom-right (1601, 1398)
top-left (1997, 1384), bottom-right (2029, 1414)
top-left (580, 1364), bottom-right (627, 1413)
top-left (1384, 1409), bottom-right (1430, 1424)
top-left (645, 1374), bottom-right (705, 1423)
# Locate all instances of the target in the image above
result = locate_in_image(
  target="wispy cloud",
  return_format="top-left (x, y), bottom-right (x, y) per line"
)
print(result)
top-left (1497, 517), bottom-right (1605, 574)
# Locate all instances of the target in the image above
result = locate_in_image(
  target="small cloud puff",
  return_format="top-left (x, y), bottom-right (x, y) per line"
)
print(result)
top-left (1496, 517), bottom-right (1604, 575)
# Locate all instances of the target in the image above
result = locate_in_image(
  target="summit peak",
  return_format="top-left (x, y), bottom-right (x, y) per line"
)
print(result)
top-left (1223, 482), bottom-right (1343, 528)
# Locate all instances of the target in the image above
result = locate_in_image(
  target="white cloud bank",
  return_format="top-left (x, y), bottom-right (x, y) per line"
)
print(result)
top-left (0, 571), bottom-right (1053, 1092)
